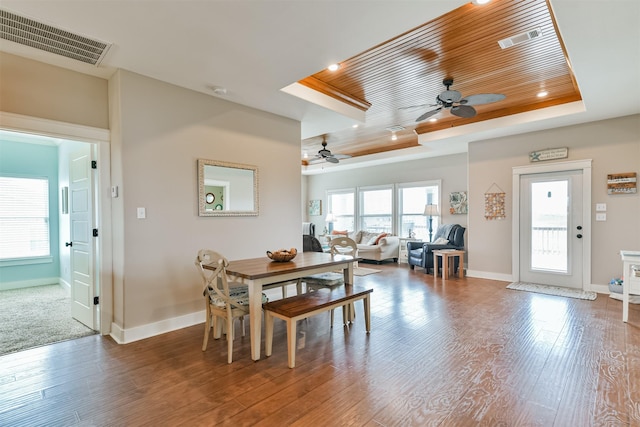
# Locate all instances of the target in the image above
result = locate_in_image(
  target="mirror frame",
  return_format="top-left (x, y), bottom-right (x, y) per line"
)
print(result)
top-left (198, 159), bottom-right (259, 217)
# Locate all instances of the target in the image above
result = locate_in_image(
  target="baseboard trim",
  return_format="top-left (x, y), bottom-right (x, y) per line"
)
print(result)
top-left (0, 277), bottom-right (60, 291)
top-left (466, 270), bottom-right (514, 282)
top-left (110, 310), bottom-right (205, 344)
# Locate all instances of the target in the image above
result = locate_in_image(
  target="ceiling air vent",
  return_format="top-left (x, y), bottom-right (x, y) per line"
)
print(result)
top-left (0, 9), bottom-right (111, 65)
top-left (498, 27), bottom-right (543, 49)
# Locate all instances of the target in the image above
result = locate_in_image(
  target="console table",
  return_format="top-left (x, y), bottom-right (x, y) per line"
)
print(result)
top-left (620, 250), bottom-right (640, 322)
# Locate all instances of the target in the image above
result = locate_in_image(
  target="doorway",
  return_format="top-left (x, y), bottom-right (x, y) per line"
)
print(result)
top-left (512, 160), bottom-right (592, 290)
top-left (0, 113), bottom-right (112, 338)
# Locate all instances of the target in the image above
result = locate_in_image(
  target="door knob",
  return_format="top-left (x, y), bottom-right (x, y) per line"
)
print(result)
top-left (576, 234), bottom-right (583, 239)
top-left (65, 242), bottom-right (73, 247)
top-left (577, 225), bottom-right (582, 230)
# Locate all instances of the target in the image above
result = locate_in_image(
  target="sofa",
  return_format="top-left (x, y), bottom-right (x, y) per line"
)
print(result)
top-left (322, 230), bottom-right (400, 263)
top-left (407, 224), bottom-right (466, 273)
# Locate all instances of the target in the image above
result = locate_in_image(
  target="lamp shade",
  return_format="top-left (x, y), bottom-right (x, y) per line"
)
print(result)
top-left (325, 213), bottom-right (336, 223)
top-left (423, 204), bottom-right (440, 216)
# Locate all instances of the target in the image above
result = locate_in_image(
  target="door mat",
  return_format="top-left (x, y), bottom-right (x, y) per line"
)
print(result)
top-left (507, 282), bottom-right (597, 301)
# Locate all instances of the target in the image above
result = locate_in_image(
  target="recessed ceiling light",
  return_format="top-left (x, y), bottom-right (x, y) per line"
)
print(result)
top-left (327, 63), bottom-right (340, 71)
top-left (352, 124), bottom-right (359, 128)
top-left (429, 118), bottom-right (438, 123)
top-left (391, 134), bottom-right (398, 141)
top-left (472, 0), bottom-right (491, 5)
top-left (537, 90), bottom-right (548, 98)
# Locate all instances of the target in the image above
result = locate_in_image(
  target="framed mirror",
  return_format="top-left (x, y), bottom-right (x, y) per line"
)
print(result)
top-left (198, 159), bottom-right (259, 216)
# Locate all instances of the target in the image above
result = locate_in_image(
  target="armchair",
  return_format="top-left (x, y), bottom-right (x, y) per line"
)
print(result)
top-left (408, 224), bottom-right (466, 274)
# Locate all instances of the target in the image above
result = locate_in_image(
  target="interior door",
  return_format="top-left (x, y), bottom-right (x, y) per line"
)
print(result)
top-left (69, 145), bottom-right (96, 329)
top-left (519, 170), bottom-right (583, 288)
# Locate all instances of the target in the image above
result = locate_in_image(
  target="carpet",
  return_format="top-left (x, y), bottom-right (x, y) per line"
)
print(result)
top-left (507, 282), bottom-right (597, 301)
top-left (0, 284), bottom-right (96, 356)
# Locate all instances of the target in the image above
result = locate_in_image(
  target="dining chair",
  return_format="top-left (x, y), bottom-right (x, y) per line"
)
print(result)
top-left (196, 249), bottom-right (267, 363)
top-left (301, 236), bottom-right (359, 325)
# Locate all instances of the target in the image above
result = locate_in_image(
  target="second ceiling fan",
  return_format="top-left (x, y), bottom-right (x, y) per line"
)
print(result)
top-left (412, 78), bottom-right (506, 122)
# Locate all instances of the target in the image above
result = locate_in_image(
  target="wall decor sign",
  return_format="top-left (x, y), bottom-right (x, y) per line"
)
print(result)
top-left (529, 147), bottom-right (568, 162)
top-left (607, 172), bottom-right (637, 194)
top-left (449, 191), bottom-right (468, 214)
top-left (308, 199), bottom-right (322, 216)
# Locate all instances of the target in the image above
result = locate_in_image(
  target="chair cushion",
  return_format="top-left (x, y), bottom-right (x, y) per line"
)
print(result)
top-left (302, 272), bottom-right (344, 287)
top-left (207, 285), bottom-right (268, 308)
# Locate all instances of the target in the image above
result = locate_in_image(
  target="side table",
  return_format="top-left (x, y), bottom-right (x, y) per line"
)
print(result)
top-left (433, 249), bottom-right (465, 279)
top-left (398, 238), bottom-right (422, 264)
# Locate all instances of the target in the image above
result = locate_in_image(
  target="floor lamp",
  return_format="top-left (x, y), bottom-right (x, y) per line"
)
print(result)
top-left (424, 204), bottom-right (439, 242)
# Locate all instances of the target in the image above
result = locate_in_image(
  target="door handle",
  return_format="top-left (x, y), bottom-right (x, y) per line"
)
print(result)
top-left (576, 234), bottom-right (582, 239)
top-left (65, 242), bottom-right (73, 247)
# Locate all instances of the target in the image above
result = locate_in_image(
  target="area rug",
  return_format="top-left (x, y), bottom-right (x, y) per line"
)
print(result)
top-left (334, 267), bottom-right (382, 276)
top-left (507, 282), bottom-right (597, 301)
top-left (0, 284), bottom-right (96, 356)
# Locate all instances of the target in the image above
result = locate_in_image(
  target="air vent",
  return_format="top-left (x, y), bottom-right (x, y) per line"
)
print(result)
top-left (0, 9), bottom-right (111, 65)
top-left (498, 27), bottom-right (543, 49)
top-left (385, 125), bottom-right (405, 132)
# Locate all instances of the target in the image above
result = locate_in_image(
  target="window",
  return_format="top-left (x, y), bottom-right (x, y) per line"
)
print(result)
top-left (0, 176), bottom-right (50, 260)
top-left (398, 181), bottom-right (440, 241)
top-left (358, 186), bottom-right (393, 233)
top-left (327, 189), bottom-right (355, 232)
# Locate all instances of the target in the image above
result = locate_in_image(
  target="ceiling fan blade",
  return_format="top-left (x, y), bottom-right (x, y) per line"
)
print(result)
top-left (416, 107), bottom-right (442, 122)
top-left (460, 93), bottom-right (506, 106)
top-left (450, 104), bottom-right (476, 118)
top-left (325, 156), bottom-right (339, 164)
top-left (332, 154), bottom-right (351, 160)
top-left (399, 103), bottom-right (437, 111)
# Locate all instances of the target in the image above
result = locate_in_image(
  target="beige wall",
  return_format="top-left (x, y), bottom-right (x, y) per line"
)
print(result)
top-left (110, 70), bottom-right (302, 330)
top-left (468, 114), bottom-right (640, 285)
top-left (305, 152), bottom-right (469, 232)
top-left (0, 52), bottom-right (108, 129)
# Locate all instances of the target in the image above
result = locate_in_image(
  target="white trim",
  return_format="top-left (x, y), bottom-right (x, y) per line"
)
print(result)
top-left (110, 310), bottom-right (205, 344)
top-left (0, 277), bottom-right (60, 291)
top-left (0, 111), bottom-right (110, 143)
top-left (0, 112), bottom-right (113, 335)
top-left (512, 159), bottom-right (592, 290)
top-left (466, 270), bottom-right (514, 282)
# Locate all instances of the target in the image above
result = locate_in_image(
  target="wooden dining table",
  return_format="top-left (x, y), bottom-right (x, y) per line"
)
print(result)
top-left (204, 251), bottom-right (358, 361)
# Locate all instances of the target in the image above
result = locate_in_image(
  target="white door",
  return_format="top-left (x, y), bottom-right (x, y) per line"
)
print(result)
top-left (70, 146), bottom-right (96, 329)
top-left (519, 170), bottom-right (584, 288)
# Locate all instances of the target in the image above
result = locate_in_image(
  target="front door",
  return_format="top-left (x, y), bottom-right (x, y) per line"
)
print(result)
top-left (519, 170), bottom-right (584, 288)
top-left (70, 145), bottom-right (96, 329)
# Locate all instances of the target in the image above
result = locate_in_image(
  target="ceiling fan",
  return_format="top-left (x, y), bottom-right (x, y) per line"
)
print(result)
top-left (410, 78), bottom-right (506, 122)
top-left (308, 136), bottom-right (351, 164)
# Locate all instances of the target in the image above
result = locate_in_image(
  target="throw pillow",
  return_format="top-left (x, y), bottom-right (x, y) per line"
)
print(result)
top-left (433, 237), bottom-right (449, 244)
top-left (331, 230), bottom-right (348, 236)
top-left (374, 233), bottom-right (388, 245)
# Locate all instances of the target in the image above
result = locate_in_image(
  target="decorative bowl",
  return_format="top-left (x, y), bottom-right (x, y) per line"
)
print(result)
top-left (267, 248), bottom-right (297, 262)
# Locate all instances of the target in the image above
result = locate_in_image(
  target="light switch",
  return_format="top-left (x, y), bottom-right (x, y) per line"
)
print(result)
top-left (596, 213), bottom-right (606, 221)
top-left (596, 203), bottom-right (606, 211)
top-left (137, 207), bottom-right (146, 219)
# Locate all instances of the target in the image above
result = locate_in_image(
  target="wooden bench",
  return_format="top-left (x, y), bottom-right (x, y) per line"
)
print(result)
top-left (263, 285), bottom-right (373, 368)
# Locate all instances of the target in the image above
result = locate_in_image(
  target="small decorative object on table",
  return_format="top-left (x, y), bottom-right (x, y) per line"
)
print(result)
top-left (267, 248), bottom-right (298, 262)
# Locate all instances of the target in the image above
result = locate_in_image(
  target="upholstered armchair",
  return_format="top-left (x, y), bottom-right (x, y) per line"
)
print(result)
top-left (407, 224), bottom-right (466, 273)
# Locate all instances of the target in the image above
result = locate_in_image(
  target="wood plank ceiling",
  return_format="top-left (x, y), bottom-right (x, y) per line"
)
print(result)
top-left (300, 0), bottom-right (581, 164)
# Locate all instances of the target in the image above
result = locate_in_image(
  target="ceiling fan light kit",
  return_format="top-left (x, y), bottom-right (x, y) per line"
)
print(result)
top-left (414, 78), bottom-right (506, 122)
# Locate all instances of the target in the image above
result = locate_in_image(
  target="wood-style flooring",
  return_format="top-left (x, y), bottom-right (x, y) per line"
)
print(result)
top-left (1, 264), bottom-right (639, 426)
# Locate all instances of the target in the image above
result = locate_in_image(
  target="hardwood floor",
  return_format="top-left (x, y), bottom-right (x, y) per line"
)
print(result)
top-left (1, 264), bottom-right (639, 426)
